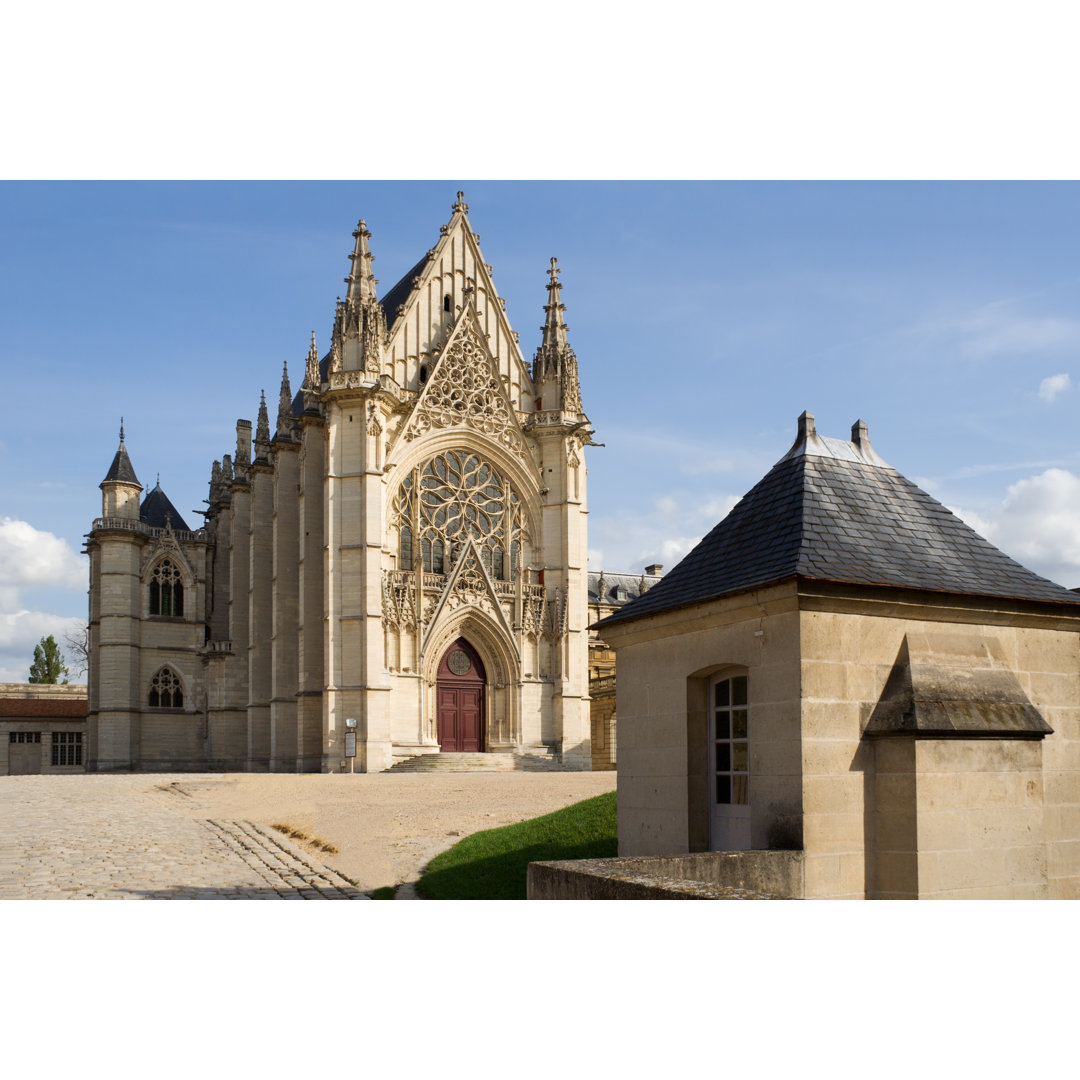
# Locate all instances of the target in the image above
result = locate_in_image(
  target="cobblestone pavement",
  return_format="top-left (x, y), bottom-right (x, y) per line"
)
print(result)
top-left (0, 775), bottom-right (367, 899)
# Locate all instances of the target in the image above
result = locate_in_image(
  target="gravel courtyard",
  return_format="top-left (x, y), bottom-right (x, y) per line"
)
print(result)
top-left (0, 771), bottom-right (617, 898)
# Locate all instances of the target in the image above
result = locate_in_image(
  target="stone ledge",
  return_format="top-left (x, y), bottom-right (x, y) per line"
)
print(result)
top-left (527, 849), bottom-right (804, 900)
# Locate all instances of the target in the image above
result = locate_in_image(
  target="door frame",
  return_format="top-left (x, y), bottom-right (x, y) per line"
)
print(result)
top-left (435, 638), bottom-right (487, 752)
top-left (708, 670), bottom-right (751, 851)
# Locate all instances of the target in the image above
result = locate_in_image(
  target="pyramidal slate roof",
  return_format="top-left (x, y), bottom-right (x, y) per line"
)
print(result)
top-left (101, 440), bottom-right (140, 486)
top-left (140, 483), bottom-right (190, 532)
top-left (599, 413), bottom-right (1080, 628)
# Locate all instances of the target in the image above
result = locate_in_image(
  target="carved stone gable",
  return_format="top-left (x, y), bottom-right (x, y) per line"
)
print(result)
top-left (140, 527), bottom-right (195, 583)
top-left (421, 538), bottom-right (517, 655)
top-left (391, 309), bottom-right (534, 467)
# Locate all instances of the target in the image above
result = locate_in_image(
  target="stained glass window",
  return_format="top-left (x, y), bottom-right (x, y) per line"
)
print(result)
top-left (149, 668), bottom-right (184, 708)
top-left (150, 559), bottom-right (184, 617)
top-left (394, 449), bottom-right (526, 580)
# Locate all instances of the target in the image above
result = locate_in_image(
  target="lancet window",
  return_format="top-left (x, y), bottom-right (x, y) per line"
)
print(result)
top-left (149, 558), bottom-right (184, 617)
top-left (393, 449), bottom-right (526, 580)
top-left (149, 667), bottom-right (184, 709)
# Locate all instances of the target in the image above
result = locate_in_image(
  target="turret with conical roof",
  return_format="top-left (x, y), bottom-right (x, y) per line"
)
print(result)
top-left (533, 258), bottom-right (583, 414)
top-left (100, 420), bottom-right (143, 519)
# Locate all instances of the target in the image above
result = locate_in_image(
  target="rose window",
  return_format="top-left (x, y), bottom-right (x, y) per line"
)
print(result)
top-left (394, 449), bottom-right (525, 579)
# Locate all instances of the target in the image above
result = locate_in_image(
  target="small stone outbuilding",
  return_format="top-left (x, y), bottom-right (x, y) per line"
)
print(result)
top-left (596, 413), bottom-right (1080, 899)
top-left (1, 684), bottom-right (87, 775)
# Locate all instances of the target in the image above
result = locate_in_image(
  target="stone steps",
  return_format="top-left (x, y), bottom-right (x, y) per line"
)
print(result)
top-left (385, 751), bottom-right (565, 773)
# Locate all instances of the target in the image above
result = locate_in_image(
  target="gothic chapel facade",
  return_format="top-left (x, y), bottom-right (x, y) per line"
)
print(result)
top-left (87, 194), bottom-right (595, 772)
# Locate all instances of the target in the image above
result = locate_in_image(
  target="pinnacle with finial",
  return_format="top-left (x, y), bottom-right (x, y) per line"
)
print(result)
top-left (541, 256), bottom-right (569, 350)
top-left (344, 219), bottom-right (377, 303)
top-left (305, 330), bottom-right (321, 393)
top-left (119, 418), bottom-right (125, 443)
top-left (277, 360), bottom-right (293, 436)
top-left (452, 190), bottom-right (469, 215)
top-left (255, 390), bottom-right (270, 447)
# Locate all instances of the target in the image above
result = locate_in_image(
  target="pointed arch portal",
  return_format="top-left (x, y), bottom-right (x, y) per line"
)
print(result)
top-left (436, 638), bottom-right (486, 752)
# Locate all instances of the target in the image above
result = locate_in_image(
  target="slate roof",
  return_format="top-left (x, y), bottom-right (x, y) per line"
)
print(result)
top-left (140, 483), bottom-right (191, 532)
top-left (599, 415), bottom-right (1080, 628)
top-left (380, 254), bottom-right (431, 330)
top-left (102, 442), bottom-right (140, 486)
top-left (588, 570), bottom-right (663, 607)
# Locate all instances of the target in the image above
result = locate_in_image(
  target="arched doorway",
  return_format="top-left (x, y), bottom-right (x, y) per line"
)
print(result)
top-left (436, 638), bottom-right (486, 752)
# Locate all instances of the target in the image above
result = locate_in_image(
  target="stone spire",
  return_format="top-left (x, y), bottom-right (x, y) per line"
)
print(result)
top-left (254, 391), bottom-right (271, 461)
top-left (541, 257), bottom-right (569, 352)
top-left (305, 331), bottom-right (320, 389)
top-left (532, 257), bottom-right (582, 414)
top-left (277, 360), bottom-right (293, 437)
top-left (332, 219), bottom-right (386, 374)
top-left (344, 221), bottom-right (377, 304)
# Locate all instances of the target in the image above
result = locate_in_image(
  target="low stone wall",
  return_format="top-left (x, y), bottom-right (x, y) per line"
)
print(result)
top-left (527, 850), bottom-right (805, 900)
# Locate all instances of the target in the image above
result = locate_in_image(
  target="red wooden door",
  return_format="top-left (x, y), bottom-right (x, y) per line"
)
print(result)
top-left (436, 639), bottom-right (486, 752)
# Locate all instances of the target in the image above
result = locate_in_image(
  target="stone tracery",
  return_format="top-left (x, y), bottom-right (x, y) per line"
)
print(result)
top-left (399, 320), bottom-right (534, 466)
top-left (392, 449), bottom-right (526, 580)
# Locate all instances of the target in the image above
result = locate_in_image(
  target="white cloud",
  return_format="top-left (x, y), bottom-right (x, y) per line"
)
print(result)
top-left (0, 519), bottom-right (88, 683)
top-left (945, 504), bottom-right (995, 540)
top-left (654, 536), bottom-right (702, 566)
top-left (1038, 373), bottom-right (1071, 402)
top-left (591, 492), bottom-right (743, 575)
top-left (914, 305), bottom-right (1080, 359)
top-left (964, 316), bottom-right (1077, 357)
top-left (695, 495), bottom-right (742, 526)
top-left (0, 610), bottom-right (85, 683)
top-left (0, 517), bottom-right (86, 608)
top-left (952, 468), bottom-right (1080, 589)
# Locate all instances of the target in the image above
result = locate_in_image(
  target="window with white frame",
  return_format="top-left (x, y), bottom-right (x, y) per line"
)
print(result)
top-left (712, 673), bottom-right (749, 806)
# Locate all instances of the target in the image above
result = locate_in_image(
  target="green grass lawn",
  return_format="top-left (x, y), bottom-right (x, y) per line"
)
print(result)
top-left (417, 790), bottom-right (617, 900)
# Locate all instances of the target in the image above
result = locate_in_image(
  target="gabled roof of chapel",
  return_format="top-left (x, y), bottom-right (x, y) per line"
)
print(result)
top-left (598, 412), bottom-right (1080, 628)
top-left (141, 482), bottom-right (191, 532)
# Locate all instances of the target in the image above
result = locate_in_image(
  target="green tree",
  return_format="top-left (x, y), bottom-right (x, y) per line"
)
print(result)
top-left (28, 635), bottom-right (69, 684)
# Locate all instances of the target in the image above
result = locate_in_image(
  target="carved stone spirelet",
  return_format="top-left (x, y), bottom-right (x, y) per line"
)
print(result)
top-left (381, 570), bottom-right (417, 631)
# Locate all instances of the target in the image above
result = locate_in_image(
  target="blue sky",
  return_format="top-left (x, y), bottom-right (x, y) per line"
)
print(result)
top-left (4, 180), bottom-right (1080, 679)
